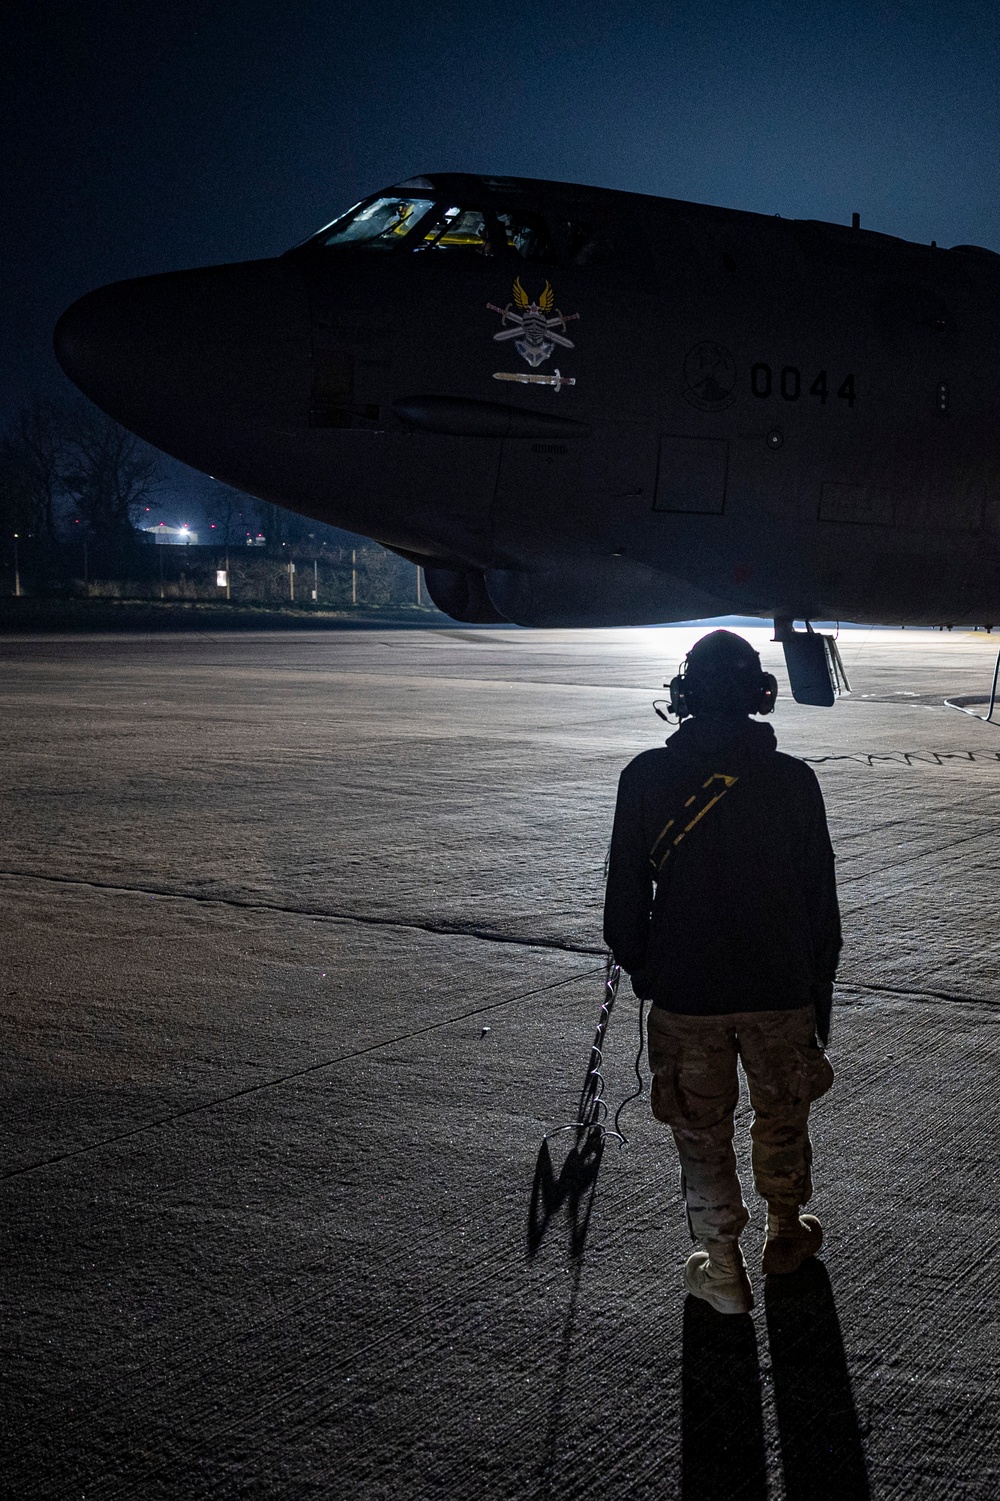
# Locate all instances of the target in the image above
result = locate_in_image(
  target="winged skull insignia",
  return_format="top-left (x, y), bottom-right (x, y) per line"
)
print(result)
top-left (487, 279), bottom-right (579, 369)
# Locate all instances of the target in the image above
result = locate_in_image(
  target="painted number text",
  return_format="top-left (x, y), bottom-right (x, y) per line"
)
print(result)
top-left (751, 364), bottom-right (855, 408)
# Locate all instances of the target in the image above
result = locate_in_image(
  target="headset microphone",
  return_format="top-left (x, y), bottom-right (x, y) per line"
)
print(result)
top-left (654, 650), bottom-right (778, 723)
top-left (651, 675), bottom-right (692, 723)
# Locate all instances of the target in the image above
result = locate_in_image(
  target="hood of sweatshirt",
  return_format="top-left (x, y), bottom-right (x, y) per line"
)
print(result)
top-left (664, 715), bottom-right (778, 774)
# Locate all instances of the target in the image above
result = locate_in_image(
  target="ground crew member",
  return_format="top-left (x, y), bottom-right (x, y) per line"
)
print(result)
top-left (604, 629), bottom-right (840, 1314)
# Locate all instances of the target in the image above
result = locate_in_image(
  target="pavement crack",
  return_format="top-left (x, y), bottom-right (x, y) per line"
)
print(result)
top-left (0, 965), bottom-right (603, 1182)
top-left (837, 978), bottom-right (1000, 1009)
top-left (836, 823), bottom-right (997, 904)
top-left (0, 866), bottom-right (605, 957)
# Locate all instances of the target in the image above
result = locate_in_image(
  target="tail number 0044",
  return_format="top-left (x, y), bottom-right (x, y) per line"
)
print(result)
top-left (751, 364), bottom-right (855, 408)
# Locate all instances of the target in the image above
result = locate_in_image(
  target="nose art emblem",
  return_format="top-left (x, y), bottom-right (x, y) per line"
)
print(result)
top-left (487, 278), bottom-right (580, 391)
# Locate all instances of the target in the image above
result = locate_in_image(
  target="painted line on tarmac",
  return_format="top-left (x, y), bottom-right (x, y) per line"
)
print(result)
top-left (0, 866), bottom-right (606, 957)
top-left (0, 964), bottom-right (604, 1182)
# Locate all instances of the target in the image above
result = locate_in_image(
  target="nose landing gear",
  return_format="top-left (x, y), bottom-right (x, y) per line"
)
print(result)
top-left (773, 619), bottom-right (851, 706)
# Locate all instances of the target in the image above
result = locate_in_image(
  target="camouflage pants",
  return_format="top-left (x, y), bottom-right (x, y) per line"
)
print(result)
top-left (646, 1005), bottom-right (835, 1245)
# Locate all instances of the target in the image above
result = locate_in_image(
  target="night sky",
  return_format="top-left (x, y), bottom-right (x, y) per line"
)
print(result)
top-left (5, 0), bottom-right (1000, 431)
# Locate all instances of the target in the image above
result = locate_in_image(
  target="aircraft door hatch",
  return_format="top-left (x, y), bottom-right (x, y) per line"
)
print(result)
top-left (654, 435), bottom-right (728, 515)
top-left (492, 426), bottom-right (658, 560)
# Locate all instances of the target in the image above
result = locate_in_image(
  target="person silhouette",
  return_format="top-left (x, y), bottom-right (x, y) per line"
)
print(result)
top-left (604, 630), bottom-right (840, 1313)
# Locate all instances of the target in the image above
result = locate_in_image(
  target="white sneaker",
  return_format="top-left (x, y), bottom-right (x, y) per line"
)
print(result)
top-left (684, 1241), bottom-right (755, 1315)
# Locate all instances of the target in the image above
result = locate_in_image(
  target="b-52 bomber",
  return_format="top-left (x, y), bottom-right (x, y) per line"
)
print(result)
top-left (54, 173), bottom-right (1000, 701)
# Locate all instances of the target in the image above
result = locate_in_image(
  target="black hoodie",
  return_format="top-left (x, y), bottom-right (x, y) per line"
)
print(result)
top-left (604, 716), bottom-right (841, 1039)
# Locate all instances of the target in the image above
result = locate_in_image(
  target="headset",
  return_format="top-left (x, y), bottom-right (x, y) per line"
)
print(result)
top-left (655, 650), bottom-right (778, 723)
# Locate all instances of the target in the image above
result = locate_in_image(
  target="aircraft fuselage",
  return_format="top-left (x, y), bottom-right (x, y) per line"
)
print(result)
top-left (54, 173), bottom-right (1000, 627)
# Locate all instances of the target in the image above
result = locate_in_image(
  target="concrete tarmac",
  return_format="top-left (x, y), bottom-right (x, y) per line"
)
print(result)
top-left (1, 624), bottom-right (998, 1499)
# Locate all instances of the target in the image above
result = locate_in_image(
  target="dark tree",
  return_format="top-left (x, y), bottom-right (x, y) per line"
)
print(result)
top-left (260, 499), bottom-right (323, 553)
top-left (205, 482), bottom-right (252, 548)
top-left (0, 441), bottom-right (37, 541)
top-left (61, 403), bottom-right (160, 567)
top-left (0, 399), bottom-right (68, 546)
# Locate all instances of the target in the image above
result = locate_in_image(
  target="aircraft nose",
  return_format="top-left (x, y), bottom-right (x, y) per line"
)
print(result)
top-left (54, 282), bottom-right (142, 407)
top-left (54, 260), bottom-right (310, 438)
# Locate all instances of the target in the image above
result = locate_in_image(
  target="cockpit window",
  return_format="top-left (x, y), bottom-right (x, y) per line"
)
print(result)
top-left (319, 196), bottom-right (435, 249)
top-left (415, 206), bottom-right (494, 253)
top-left (497, 211), bottom-right (555, 262)
top-left (411, 205), bottom-right (557, 260)
top-left (302, 189), bottom-right (608, 266)
top-left (555, 219), bottom-right (610, 265)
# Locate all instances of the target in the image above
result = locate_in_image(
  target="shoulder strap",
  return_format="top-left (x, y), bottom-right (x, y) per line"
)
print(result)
top-left (648, 771), bottom-right (740, 875)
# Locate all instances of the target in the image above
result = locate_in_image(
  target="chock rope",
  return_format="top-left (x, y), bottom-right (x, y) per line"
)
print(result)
top-left (944, 644), bottom-right (1000, 724)
top-left (542, 952), bottom-right (647, 1150)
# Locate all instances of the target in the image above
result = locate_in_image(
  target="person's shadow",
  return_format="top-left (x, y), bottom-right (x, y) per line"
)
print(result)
top-left (682, 1258), bottom-right (870, 1500)
top-left (764, 1258), bottom-right (870, 1499)
top-left (682, 1298), bottom-right (767, 1500)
